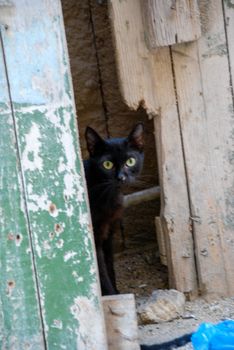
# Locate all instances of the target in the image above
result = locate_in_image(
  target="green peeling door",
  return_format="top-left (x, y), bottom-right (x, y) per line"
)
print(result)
top-left (0, 1), bottom-right (107, 349)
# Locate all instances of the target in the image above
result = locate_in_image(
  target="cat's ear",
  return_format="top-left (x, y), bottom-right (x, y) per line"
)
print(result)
top-left (127, 123), bottom-right (144, 151)
top-left (85, 127), bottom-right (104, 156)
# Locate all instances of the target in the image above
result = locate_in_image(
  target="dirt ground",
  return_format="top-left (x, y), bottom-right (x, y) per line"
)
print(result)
top-left (115, 243), bottom-right (168, 297)
top-left (115, 243), bottom-right (234, 349)
top-left (138, 297), bottom-right (234, 349)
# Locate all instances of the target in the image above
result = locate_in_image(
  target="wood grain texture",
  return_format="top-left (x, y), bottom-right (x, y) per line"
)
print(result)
top-left (155, 217), bottom-right (167, 266)
top-left (195, 0), bottom-right (234, 296)
top-left (0, 1), bottom-right (107, 348)
top-left (141, 0), bottom-right (201, 48)
top-left (152, 48), bottom-right (197, 296)
top-left (109, 0), bottom-right (157, 114)
top-left (169, 0), bottom-right (234, 297)
top-left (109, 0), bottom-right (234, 298)
top-left (124, 186), bottom-right (160, 208)
top-left (102, 294), bottom-right (140, 350)
top-left (109, 0), bottom-right (197, 296)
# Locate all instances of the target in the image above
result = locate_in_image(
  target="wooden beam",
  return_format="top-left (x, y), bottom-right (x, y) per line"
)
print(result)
top-left (140, 0), bottom-right (201, 49)
top-left (123, 186), bottom-right (160, 208)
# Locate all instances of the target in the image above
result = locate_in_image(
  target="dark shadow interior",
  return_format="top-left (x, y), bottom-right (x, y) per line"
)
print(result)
top-left (62, 0), bottom-right (168, 297)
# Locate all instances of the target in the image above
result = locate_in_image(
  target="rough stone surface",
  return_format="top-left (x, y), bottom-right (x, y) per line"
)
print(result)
top-left (138, 289), bottom-right (186, 324)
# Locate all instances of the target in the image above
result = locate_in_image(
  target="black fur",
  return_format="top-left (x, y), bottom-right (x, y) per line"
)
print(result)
top-left (84, 123), bottom-right (144, 295)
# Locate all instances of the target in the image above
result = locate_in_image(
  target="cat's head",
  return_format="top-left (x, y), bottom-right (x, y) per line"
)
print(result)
top-left (85, 123), bottom-right (144, 186)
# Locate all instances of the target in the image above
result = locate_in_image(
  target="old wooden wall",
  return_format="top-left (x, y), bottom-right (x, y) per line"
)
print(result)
top-left (109, 0), bottom-right (234, 299)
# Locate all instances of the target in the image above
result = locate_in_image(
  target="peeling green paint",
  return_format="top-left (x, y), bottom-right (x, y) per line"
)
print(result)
top-left (0, 48), bottom-right (44, 350)
top-left (0, 1), bottom-right (107, 349)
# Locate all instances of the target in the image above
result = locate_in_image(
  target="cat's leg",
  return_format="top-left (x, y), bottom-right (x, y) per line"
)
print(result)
top-left (96, 242), bottom-right (117, 295)
top-left (103, 231), bottom-right (119, 294)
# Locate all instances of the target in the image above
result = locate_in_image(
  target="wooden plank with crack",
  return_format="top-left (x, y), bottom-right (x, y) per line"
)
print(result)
top-left (197, 0), bottom-right (234, 295)
top-left (171, 0), bottom-right (234, 297)
top-left (152, 48), bottom-right (197, 296)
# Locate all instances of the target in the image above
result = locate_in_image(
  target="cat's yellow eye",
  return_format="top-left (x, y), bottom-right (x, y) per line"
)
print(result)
top-left (103, 160), bottom-right (114, 170)
top-left (126, 157), bottom-right (136, 167)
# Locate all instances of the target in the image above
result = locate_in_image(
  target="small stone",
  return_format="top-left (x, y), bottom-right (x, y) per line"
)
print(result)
top-left (137, 289), bottom-right (186, 324)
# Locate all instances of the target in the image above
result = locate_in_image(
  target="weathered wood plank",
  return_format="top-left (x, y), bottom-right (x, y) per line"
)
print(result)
top-left (123, 186), bottom-right (160, 208)
top-left (102, 294), bottom-right (140, 350)
top-left (223, 0), bottom-right (234, 255)
top-left (171, 0), bottom-right (234, 297)
top-left (224, 0), bottom-right (234, 84)
top-left (0, 27), bottom-right (44, 349)
top-left (108, 0), bottom-right (158, 114)
top-left (197, 0), bottom-right (234, 296)
top-left (155, 217), bottom-right (167, 266)
top-left (152, 48), bottom-right (197, 296)
top-left (140, 0), bottom-right (201, 49)
top-left (109, 0), bottom-right (197, 296)
top-left (0, 1), bottom-right (107, 348)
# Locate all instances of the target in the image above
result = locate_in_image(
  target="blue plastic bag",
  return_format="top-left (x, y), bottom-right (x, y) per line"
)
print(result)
top-left (192, 320), bottom-right (234, 350)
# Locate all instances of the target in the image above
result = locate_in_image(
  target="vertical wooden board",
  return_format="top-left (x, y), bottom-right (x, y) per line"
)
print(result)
top-left (0, 1), bottom-right (107, 349)
top-left (171, 0), bottom-right (234, 296)
top-left (152, 48), bottom-right (197, 296)
top-left (0, 30), bottom-right (44, 349)
top-left (108, 0), bottom-right (158, 114)
top-left (172, 42), bottom-right (229, 296)
top-left (141, 0), bottom-right (201, 49)
top-left (197, 0), bottom-right (234, 295)
top-left (223, 0), bottom-right (234, 231)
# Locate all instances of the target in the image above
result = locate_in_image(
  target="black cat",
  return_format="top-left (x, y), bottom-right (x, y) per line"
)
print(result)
top-left (84, 123), bottom-right (144, 295)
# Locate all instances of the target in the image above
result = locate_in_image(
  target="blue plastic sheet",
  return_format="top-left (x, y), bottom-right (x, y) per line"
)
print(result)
top-left (192, 320), bottom-right (234, 350)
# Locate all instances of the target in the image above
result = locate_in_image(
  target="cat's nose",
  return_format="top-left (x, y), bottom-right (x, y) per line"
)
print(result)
top-left (117, 173), bottom-right (126, 183)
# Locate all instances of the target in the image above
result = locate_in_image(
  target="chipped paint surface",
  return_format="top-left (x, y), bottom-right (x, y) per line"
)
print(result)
top-left (70, 295), bottom-right (107, 350)
top-left (0, 38), bottom-right (44, 349)
top-left (22, 123), bottom-right (43, 172)
top-left (0, 1), bottom-right (107, 349)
